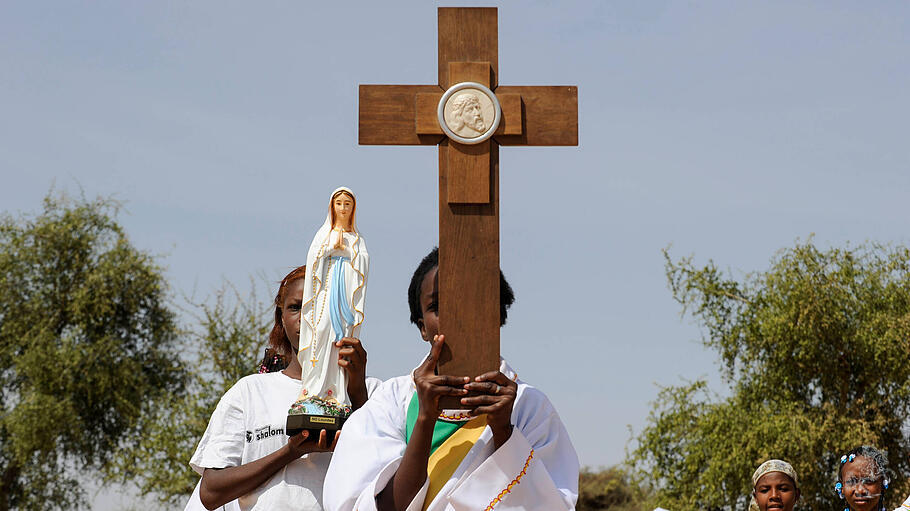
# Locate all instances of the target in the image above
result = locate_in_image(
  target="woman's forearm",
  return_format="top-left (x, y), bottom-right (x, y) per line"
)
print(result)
top-left (377, 415), bottom-right (435, 511)
top-left (199, 443), bottom-right (300, 509)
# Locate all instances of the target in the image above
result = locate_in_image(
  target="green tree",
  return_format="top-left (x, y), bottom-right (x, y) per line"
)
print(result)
top-left (0, 193), bottom-right (186, 510)
top-left (632, 241), bottom-right (910, 511)
top-left (109, 282), bottom-right (272, 505)
top-left (577, 465), bottom-right (651, 511)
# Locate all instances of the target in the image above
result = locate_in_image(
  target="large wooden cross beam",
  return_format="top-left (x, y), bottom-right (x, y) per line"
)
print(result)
top-left (359, 7), bottom-right (577, 399)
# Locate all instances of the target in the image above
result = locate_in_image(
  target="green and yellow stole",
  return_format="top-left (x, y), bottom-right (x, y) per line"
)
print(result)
top-left (405, 393), bottom-right (487, 510)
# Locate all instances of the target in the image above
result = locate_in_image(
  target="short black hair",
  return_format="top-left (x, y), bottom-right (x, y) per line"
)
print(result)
top-left (407, 247), bottom-right (515, 326)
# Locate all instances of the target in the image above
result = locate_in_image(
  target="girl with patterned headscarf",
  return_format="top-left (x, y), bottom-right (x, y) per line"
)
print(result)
top-left (750, 459), bottom-right (800, 511)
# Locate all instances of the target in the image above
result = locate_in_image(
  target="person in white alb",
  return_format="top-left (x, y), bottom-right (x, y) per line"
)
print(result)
top-left (323, 248), bottom-right (579, 511)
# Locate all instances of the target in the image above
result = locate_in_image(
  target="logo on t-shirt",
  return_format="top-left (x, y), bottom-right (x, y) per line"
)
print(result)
top-left (254, 425), bottom-right (285, 441)
top-left (246, 430), bottom-right (253, 443)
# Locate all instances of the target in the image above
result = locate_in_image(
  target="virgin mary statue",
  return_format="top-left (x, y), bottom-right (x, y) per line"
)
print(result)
top-left (290, 187), bottom-right (368, 419)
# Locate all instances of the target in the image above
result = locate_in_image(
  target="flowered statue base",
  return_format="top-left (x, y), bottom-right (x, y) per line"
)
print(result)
top-left (285, 394), bottom-right (352, 436)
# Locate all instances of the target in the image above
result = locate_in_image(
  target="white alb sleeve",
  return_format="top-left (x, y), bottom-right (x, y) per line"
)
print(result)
top-left (323, 378), bottom-right (412, 511)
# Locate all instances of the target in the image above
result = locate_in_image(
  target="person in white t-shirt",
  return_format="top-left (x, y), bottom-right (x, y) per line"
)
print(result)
top-left (187, 265), bottom-right (380, 511)
top-left (182, 346), bottom-right (298, 511)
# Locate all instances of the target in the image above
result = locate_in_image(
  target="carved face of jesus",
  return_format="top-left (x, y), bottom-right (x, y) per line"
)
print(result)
top-left (841, 456), bottom-right (884, 511)
top-left (456, 94), bottom-right (485, 133)
top-left (753, 472), bottom-right (799, 511)
top-left (332, 192), bottom-right (354, 230)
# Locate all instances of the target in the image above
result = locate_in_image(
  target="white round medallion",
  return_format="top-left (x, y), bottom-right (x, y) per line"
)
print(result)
top-left (437, 82), bottom-right (501, 145)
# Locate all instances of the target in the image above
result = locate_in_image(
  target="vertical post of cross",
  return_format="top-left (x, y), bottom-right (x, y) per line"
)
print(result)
top-left (357, 7), bottom-right (578, 409)
top-left (435, 10), bottom-right (502, 388)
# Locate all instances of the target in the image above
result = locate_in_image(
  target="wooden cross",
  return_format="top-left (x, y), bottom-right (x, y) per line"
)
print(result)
top-left (359, 7), bottom-right (577, 398)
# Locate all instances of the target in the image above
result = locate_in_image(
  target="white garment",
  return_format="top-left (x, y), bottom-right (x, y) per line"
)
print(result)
top-left (323, 359), bottom-right (579, 511)
top-left (189, 371), bottom-right (381, 511)
top-left (896, 494), bottom-right (910, 510)
top-left (299, 187), bottom-right (369, 409)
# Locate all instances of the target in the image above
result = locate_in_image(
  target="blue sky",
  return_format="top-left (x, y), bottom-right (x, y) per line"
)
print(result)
top-left (2, 1), bottom-right (909, 508)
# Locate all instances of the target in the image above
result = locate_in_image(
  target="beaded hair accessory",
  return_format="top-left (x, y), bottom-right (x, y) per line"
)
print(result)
top-left (835, 452), bottom-right (855, 499)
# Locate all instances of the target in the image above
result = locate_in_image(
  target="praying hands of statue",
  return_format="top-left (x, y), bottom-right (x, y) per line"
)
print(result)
top-left (336, 336), bottom-right (368, 410)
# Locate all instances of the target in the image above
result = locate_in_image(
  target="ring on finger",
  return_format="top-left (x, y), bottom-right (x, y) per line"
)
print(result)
top-left (493, 384), bottom-right (500, 394)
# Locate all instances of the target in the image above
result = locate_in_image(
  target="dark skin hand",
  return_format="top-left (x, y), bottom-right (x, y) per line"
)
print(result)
top-left (200, 429), bottom-right (339, 510)
top-left (462, 369), bottom-right (517, 449)
top-left (337, 336), bottom-right (369, 410)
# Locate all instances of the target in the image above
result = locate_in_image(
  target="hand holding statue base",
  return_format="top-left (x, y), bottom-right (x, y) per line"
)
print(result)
top-left (286, 187), bottom-right (368, 437)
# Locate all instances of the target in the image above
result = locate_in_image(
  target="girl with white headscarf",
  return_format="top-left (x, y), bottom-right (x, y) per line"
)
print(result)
top-left (750, 459), bottom-right (800, 511)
